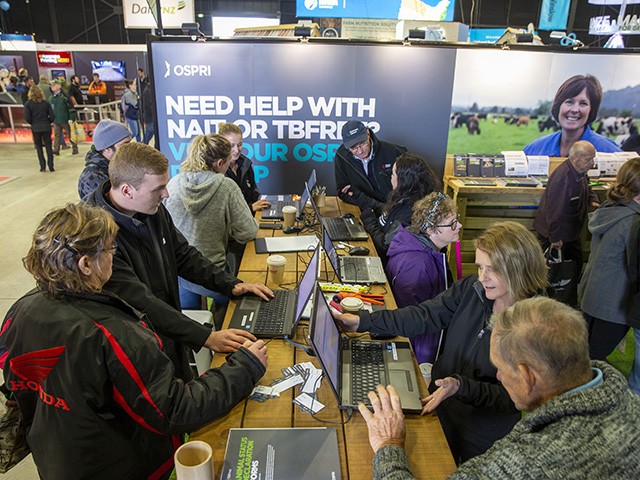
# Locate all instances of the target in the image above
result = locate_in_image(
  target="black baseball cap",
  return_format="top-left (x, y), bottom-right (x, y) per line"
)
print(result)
top-left (341, 120), bottom-right (368, 149)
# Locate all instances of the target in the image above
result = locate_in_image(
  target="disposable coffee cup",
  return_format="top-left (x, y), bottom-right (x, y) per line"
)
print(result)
top-left (267, 254), bottom-right (287, 285)
top-left (340, 296), bottom-right (364, 313)
top-left (419, 362), bottom-right (433, 389)
top-left (282, 205), bottom-right (297, 228)
top-left (174, 440), bottom-right (214, 480)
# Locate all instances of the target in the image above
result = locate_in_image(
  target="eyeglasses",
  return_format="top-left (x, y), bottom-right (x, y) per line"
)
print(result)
top-left (433, 215), bottom-right (461, 231)
top-left (103, 241), bottom-right (119, 255)
top-left (348, 140), bottom-right (369, 153)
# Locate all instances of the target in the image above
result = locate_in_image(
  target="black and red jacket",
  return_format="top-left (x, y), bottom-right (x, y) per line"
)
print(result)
top-left (0, 289), bottom-right (264, 480)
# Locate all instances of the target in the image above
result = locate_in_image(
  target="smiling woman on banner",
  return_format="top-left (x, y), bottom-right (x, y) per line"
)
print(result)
top-left (524, 74), bottom-right (621, 157)
top-left (334, 221), bottom-right (548, 464)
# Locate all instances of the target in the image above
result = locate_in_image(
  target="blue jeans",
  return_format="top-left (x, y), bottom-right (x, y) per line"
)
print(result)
top-left (178, 277), bottom-right (230, 311)
top-left (126, 118), bottom-right (141, 142)
top-left (630, 328), bottom-right (640, 395)
top-left (142, 121), bottom-right (154, 145)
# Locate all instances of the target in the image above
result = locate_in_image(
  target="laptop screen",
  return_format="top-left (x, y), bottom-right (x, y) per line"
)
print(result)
top-left (298, 170), bottom-right (317, 218)
top-left (310, 285), bottom-right (341, 397)
top-left (321, 226), bottom-right (340, 277)
top-left (295, 245), bottom-right (320, 322)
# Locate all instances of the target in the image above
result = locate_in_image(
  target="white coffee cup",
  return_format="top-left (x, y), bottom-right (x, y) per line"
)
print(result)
top-left (419, 362), bottom-right (433, 389)
top-left (174, 440), bottom-right (214, 480)
top-left (266, 254), bottom-right (287, 285)
top-left (340, 296), bottom-right (364, 313)
top-left (282, 205), bottom-right (297, 228)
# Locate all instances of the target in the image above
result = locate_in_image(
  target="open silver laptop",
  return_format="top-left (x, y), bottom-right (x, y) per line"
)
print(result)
top-left (321, 226), bottom-right (386, 284)
top-left (306, 184), bottom-right (368, 241)
top-left (261, 170), bottom-right (317, 220)
top-left (308, 285), bottom-right (422, 413)
top-left (228, 245), bottom-right (320, 337)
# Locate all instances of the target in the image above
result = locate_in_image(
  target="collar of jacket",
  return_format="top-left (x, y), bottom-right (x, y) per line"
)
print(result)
top-left (93, 180), bottom-right (149, 232)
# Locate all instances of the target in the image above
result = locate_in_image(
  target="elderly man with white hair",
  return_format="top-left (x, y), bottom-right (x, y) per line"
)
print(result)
top-left (361, 297), bottom-right (640, 479)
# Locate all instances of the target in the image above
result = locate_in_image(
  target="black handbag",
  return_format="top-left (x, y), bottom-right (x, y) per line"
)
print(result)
top-left (545, 247), bottom-right (578, 307)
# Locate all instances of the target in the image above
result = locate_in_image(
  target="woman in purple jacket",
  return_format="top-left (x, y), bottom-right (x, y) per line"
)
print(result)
top-left (386, 192), bottom-right (461, 363)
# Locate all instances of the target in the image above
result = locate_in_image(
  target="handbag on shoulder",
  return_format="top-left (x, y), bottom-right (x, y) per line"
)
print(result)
top-left (545, 247), bottom-right (578, 307)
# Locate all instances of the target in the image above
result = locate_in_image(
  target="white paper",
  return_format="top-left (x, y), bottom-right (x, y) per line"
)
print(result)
top-left (272, 374), bottom-right (304, 394)
top-left (526, 155), bottom-right (550, 176)
top-left (302, 370), bottom-right (323, 393)
top-left (501, 151), bottom-right (528, 177)
top-left (294, 393), bottom-right (325, 413)
top-left (263, 236), bottom-right (319, 253)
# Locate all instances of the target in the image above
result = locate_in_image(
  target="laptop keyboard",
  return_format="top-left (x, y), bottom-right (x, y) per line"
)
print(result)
top-left (325, 219), bottom-right (352, 240)
top-left (341, 257), bottom-right (370, 281)
top-left (253, 290), bottom-right (290, 335)
top-left (351, 342), bottom-right (384, 404)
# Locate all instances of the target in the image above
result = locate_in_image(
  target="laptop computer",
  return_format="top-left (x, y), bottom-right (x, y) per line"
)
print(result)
top-left (306, 184), bottom-right (368, 241)
top-left (321, 226), bottom-right (386, 284)
top-left (261, 170), bottom-right (317, 220)
top-left (228, 245), bottom-right (320, 337)
top-left (308, 285), bottom-right (423, 413)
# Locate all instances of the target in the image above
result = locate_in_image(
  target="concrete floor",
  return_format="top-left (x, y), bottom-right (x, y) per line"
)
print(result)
top-left (0, 141), bottom-right (89, 479)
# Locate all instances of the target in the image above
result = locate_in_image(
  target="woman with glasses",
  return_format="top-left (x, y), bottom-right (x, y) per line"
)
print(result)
top-left (385, 192), bottom-right (460, 364)
top-left (335, 221), bottom-right (548, 464)
top-left (0, 203), bottom-right (267, 479)
top-left (360, 153), bottom-right (440, 260)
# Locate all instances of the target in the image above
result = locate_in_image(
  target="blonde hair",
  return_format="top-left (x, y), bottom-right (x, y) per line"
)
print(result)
top-left (23, 203), bottom-right (118, 299)
top-left (109, 142), bottom-right (168, 188)
top-left (28, 85), bottom-right (45, 102)
top-left (409, 192), bottom-right (456, 235)
top-left (180, 134), bottom-right (231, 173)
top-left (608, 157), bottom-right (640, 204)
top-left (491, 297), bottom-right (591, 390)
top-left (474, 221), bottom-right (547, 301)
top-left (217, 122), bottom-right (243, 137)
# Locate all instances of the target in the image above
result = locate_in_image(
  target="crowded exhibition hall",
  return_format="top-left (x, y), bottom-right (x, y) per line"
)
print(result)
top-left (1, 0), bottom-right (640, 478)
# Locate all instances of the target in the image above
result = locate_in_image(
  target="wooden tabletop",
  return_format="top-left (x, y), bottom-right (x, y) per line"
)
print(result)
top-left (189, 197), bottom-right (456, 479)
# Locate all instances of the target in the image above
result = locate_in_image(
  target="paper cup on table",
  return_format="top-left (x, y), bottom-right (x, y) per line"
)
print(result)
top-left (340, 296), bottom-right (364, 313)
top-left (419, 362), bottom-right (433, 389)
top-left (267, 254), bottom-right (287, 285)
top-left (282, 205), bottom-right (297, 228)
top-left (313, 193), bottom-right (326, 208)
top-left (174, 440), bottom-right (214, 480)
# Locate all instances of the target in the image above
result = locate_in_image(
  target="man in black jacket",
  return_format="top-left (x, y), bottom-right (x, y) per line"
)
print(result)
top-left (68, 74), bottom-right (84, 106)
top-left (85, 142), bottom-right (274, 381)
top-left (334, 120), bottom-right (406, 211)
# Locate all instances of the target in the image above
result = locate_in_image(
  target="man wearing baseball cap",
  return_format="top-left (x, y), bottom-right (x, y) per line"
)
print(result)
top-left (334, 120), bottom-right (406, 211)
top-left (78, 119), bottom-right (131, 198)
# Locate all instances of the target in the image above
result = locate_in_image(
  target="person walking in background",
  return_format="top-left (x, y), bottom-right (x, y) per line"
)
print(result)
top-left (36, 74), bottom-right (51, 101)
top-left (50, 80), bottom-right (78, 155)
top-left (68, 74), bottom-right (84, 106)
top-left (579, 158), bottom-right (640, 360)
top-left (385, 192), bottom-right (461, 364)
top-left (141, 80), bottom-right (155, 145)
top-left (360, 152), bottom-right (440, 260)
top-left (24, 85), bottom-right (55, 172)
top-left (20, 76), bottom-right (34, 104)
top-left (165, 134), bottom-right (259, 311)
top-left (121, 80), bottom-right (140, 142)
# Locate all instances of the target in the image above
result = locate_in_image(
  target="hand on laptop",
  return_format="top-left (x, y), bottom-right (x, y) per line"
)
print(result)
top-left (358, 385), bottom-right (406, 454)
top-left (244, 339), bottom-right (268, 369)
top-left (421, 376), bottom-right (460, 415)
top-left (252, 199), bottom-right (271, 212)
top-left (205, 329), bottom-right (257, 352)
top-left (232, 282), bottom-right (274, 301)
top-left (333, 311), bottom-right (360, 331)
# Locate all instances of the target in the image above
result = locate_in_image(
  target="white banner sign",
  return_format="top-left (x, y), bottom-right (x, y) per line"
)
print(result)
top-left (588, 0), bottom-right (640, 4)
top-left (590, 14), bottom-right (640, 35)
top-left (123, 0), bottom-right (194, 29)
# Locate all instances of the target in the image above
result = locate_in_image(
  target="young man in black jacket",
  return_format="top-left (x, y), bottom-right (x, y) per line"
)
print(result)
top-left (85, 142), bottom-right (274, 381)
top-left (334, 120), bottom-right (407, 211)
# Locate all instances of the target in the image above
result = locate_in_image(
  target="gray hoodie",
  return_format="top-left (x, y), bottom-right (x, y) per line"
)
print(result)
top-left (165, 171), bottom-right (258, 269)
top-left (579, 200), bottom-right (640, 324)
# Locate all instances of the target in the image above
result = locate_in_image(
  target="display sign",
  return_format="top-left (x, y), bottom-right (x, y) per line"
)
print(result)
top-left (588, 0), bottom-right (640, 4)
top-left (589, 14), bottom-right (640, 34)
top-left (538, 0), bottom-right (572, 30)
top-left (36, 51), bottom-right (73, 68)
top-left (297, 0), bottom-right (454, 22)
top-left (151, 40), bottom-right (457, 193)
top-left (123, 0), bottom-right (194, 29)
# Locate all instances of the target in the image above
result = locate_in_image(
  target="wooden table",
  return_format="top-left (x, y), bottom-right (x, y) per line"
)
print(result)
top-left (189, 197), bottom-right (456, 479)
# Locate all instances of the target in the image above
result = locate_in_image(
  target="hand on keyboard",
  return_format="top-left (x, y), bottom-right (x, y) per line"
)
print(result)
top-left (205, 329), bottom-right (257, 353)
top-left (232, 282), bottom-right (274, 301)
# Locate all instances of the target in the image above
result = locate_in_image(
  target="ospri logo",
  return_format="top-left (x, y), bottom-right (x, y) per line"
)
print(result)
top-left (164, 61), bottom-right (212, 78)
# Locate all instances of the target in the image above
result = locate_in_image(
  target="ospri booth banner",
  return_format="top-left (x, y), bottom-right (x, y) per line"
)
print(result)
top-left (150, 40), bottom-right (456, 193)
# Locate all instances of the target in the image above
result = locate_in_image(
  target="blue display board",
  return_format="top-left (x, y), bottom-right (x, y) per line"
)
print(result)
top-left (151, 40), bottom-right (456, 193)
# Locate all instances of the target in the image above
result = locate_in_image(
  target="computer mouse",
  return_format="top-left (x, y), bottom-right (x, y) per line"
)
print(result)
top-left (283, 225), bottom-right (302, 234)
top-left (340, 213), bottom-right (355, 219)
top-left (349, 246), bottom-right (370, 256)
